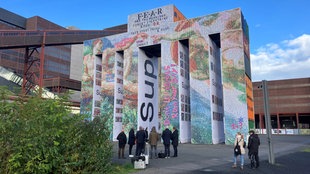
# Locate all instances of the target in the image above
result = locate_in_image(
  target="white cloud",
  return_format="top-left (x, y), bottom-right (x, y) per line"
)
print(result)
top-left (250, 34), bottom-right (310, 81)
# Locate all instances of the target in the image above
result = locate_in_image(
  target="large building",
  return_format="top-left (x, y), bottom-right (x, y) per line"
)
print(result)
top-left (253, 78), bottom-right (310, 135)
top-left (81, 5), bottom-right (253, 144)
top-left (0, 9), bottom-right (73, 79)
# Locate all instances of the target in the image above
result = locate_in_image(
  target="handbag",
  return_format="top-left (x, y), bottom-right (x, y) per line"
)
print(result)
top-left (234, 140), bottom-right (241, 156)
top-left (158, 151), bottom-right (166, 158)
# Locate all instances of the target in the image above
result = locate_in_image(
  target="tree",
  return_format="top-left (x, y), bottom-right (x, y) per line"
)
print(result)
top-left (0, 87), bottom-right (113, 174)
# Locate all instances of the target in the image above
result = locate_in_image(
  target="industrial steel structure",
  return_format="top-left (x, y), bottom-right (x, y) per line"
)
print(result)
top-left (0, 7), bottom-right (126, 95)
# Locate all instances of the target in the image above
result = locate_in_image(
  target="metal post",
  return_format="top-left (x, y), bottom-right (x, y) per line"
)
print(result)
top-left (262, 80), bottom-right (275, 164)
top-left (39, 32), bottom-right (46, 96)
top-left (22, 47), bottom-right (29, 95)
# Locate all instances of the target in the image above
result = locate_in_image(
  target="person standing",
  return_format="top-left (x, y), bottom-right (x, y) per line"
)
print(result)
top-left (248, 130), bottom-right (260, 168)
top-left (232, 132), bottom-right (246, 170)
top-left (142, 127), bottom-right (149, 155)
top-left (171, 126), bottom-right (179, 157)
top-left (128, 128), bottom-right (135, 157)
top-left (162, 126), bottom-right (172, 158)
top-left (117, 129), bottom-right (127, 159)
top-left (149, 126), bottom-right (159, 159)
top-left (135, 126), bottom-right (146, 156)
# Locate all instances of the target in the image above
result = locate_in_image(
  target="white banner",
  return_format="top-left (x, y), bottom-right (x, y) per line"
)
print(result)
top-left (210, 38), bottom-right (225, 144)
top-left (138, 48), bottom-right (159, 132)
top-left (178, 41), bottom-right (191, 143)
top-left (92, 56), bottom-right (103, 120)
top-left (113, 53), bottom-right (124, 141)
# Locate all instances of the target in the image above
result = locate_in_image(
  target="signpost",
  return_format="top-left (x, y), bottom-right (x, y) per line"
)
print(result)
top-left (262, 80), bottom-right (275, 164)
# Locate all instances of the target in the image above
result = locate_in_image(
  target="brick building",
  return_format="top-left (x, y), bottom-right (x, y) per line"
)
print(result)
top-left (253, 78), bottom-right (310, 134)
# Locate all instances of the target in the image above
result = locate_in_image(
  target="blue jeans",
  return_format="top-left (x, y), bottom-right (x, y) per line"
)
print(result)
top-left (233, 154), bottom-right (244, 166)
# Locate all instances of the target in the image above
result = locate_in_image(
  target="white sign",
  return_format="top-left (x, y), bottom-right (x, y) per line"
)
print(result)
top-left (138, 49), bottom-right (159, 132)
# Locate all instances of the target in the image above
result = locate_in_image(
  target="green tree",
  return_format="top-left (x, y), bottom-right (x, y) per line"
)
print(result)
top-left (0, 87), bottom-right (113, 174)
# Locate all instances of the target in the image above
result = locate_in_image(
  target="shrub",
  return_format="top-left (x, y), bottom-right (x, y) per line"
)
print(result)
top-left (0, 87), bottom-right (113, 174)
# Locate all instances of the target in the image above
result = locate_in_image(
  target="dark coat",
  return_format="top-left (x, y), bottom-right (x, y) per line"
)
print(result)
top-left (128, 129), bottom-right (135, 145)
top-left (162, 128), bottom-right (172, 145)
top-left (117, 131), bottom-right (127, 148)
top-left (171, 129), bottom-right (179, 146)
top-left (248, 133), bottom-right (260, 154)
top-left (145, 129), bottom-right (149, 142)
top-left (136, 130), bottom-right (146, 144)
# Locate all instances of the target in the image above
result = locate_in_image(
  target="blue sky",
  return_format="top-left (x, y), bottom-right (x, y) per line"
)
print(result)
top-left (1, 0), bottom-right (309, 81)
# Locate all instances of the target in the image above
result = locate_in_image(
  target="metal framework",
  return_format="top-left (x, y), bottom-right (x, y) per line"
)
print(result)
top-left (0, 25), bottom-right (127, 95)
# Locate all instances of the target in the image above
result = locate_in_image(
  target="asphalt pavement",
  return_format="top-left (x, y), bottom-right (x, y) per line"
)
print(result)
top-left (112, 135), bottom-right (310, 174)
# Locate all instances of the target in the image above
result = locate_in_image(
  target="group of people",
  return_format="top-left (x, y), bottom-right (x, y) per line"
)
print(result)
top-left (117, 126), bottom-right (179, 159)
top-left (118, 126), bottom-right (149, 159)
top-left (232, 130), bottom-right (260, 170)
top-left (118, 127), bottom-right (260, 170)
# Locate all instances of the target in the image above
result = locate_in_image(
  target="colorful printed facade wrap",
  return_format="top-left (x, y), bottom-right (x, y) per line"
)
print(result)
top-left (81, 5), bottom-right (252, 144)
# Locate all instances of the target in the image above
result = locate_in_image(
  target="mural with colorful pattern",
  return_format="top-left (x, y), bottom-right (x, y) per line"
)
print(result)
top-left (81, 5), bottom-right (252, 144)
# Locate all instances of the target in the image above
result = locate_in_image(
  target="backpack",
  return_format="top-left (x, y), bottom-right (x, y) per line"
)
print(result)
top-left (234, 140), bottom-right (241, 156)
top-left (158, 152), bottom-right (166, 158)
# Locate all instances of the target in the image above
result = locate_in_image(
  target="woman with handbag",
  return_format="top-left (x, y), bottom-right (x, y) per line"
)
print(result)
top-left (232, 132), bottom-right (246, 170)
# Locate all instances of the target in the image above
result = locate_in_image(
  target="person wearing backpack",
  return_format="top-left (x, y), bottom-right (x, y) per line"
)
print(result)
top-left (232, 132), bottom-right (246, 170)
top-left (248, 130), bottom-right (260, 168)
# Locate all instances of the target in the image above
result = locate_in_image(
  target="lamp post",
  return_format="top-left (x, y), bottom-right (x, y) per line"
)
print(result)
top-left (261, 80), bottom-right (275, 164)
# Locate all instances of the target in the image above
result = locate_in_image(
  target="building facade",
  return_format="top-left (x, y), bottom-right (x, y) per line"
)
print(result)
top-left (0, 8), bottom-right (85, 102)
top-left (253, 78), bottom-right (310, 135)
top-left (0, 8), bottom-right (73, 81)
top-left (81, 5), bottom-right (253, 144)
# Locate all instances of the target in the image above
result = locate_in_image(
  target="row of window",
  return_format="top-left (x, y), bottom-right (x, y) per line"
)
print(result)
top-left (115, 108), bottom-right (123, 113)
top-left (116, 99), bottom-right (123, 105)
top-left (212, 94), bottom-right (223, 107)
top-left (96, 64), bottom-right (102, 71)
top-left (115, 117), bottom-right (122, 122)
top-left (179, 51), bottom-right (190, 80)
top-left (181, 103), bottom-right (190, 113)
top-left (95, 100), bottom-right (101, 107)
top-left (181, 112), bottom-right (191, 121)
top-left (95, 62), bottom-right (102, 87)
top-left (213, 111), bottom-right (223, 121)
top-left (117, 61), bottom-right (123, 68)
top-left (181, 94), bottom-right (190, 104)
top-left (45, 60), bottom-right (70, 75)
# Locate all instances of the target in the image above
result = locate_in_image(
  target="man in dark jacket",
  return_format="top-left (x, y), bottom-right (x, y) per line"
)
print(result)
top-left (142, 127), bottom-right (148, 154)
top-left (171, 126), bottom-right (179, 157)
top-left (248, 130), bottom-right (260, 168)
top-left (162, 126), bottom-right (172, 158)
top-left (135, 126), bottom-right (146, 156)
top-left (128, 128), bottom-right (135, 157)
top-left (117, 129), bottom-right (127, 159)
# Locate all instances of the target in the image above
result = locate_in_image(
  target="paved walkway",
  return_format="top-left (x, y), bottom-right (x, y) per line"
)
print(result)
top-left (112, 135), bottom-right (310, 174)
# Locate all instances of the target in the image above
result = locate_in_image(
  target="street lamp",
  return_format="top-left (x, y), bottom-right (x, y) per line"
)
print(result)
top-left (260, 80), bottom-right (275, 164)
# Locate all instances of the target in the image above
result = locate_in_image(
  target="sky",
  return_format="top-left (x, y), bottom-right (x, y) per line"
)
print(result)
top-left (1, 0), bottom-right (309, 82)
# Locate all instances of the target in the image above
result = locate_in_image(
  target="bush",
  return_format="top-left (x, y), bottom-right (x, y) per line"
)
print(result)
top-left (0, 87), bottom-right (113, 174)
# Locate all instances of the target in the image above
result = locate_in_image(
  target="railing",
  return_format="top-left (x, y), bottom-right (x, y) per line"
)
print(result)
top-left (0, 28), bottom-right (127, 49)
top-left (0, 66), bottom-right (57, 98)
